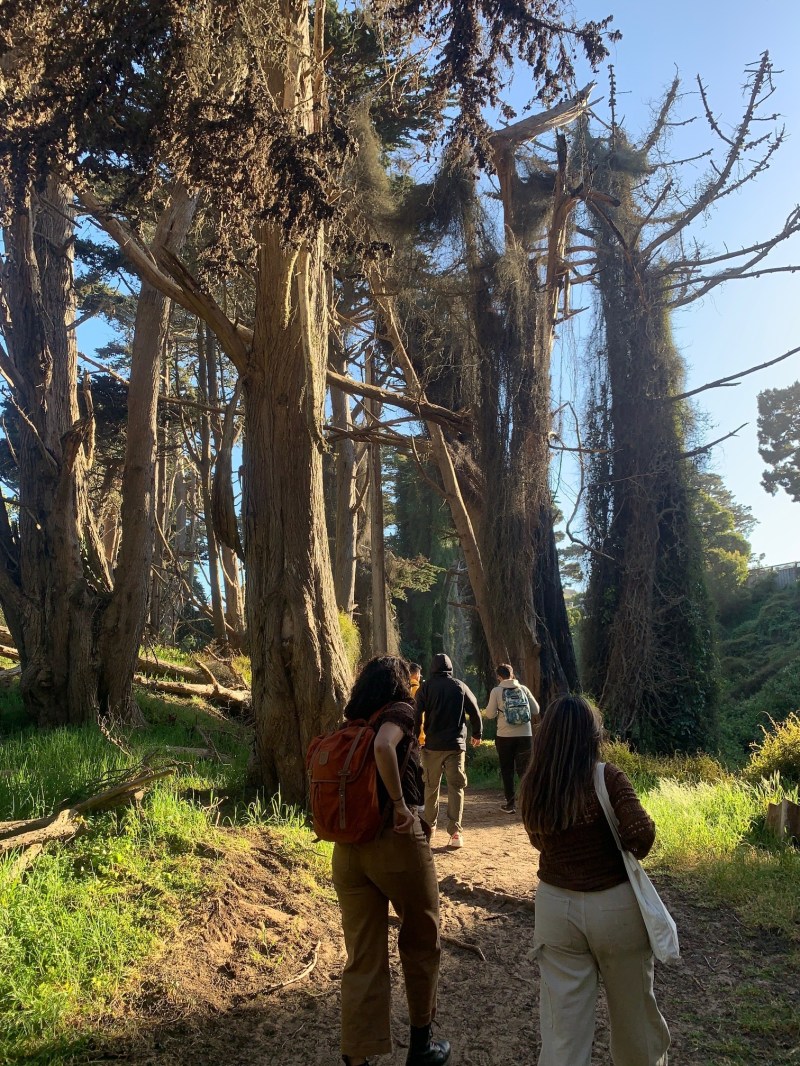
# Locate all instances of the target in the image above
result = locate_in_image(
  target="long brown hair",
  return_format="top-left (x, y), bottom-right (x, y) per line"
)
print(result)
top-left (519, 695), bottom-right (603, 835)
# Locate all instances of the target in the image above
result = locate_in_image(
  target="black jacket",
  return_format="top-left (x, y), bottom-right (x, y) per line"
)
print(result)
top-left (415, 653), bottom-right (482, 751)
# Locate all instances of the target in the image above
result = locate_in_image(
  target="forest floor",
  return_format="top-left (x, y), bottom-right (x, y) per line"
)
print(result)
top-left (67, 789), bottom-right (799, 1066)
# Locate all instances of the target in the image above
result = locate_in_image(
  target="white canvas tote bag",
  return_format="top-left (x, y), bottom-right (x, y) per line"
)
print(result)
top-left (593, 762), bottom-right (681, 965)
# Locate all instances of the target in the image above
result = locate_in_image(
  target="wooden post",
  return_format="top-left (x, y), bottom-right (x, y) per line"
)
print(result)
top-left (765, 799), bottom-right (800, 841)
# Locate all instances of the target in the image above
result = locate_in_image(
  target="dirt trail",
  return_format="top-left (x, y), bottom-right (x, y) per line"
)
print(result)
top-left (82, 789), bottom-right (799, 1066)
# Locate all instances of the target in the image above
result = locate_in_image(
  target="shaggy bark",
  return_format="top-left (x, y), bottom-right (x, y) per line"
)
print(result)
top-left (0, 181), bottom-right (195, 727)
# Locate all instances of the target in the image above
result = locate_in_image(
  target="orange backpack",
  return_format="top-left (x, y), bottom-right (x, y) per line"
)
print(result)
top-left (306, 710), bottom-right (387, 845)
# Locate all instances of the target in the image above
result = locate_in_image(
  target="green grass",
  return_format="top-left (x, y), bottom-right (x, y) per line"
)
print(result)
top-left (642, 774), bottom-right (800, 940)
top-left (0, 684), bottom-right (258, 1062)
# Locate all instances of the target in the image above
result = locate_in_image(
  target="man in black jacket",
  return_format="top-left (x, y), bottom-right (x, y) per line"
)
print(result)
top-left (415, 653), bottom-right (482, 849)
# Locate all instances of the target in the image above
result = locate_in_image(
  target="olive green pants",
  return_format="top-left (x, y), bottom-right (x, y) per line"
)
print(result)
top-left (420, 748), bottom-right (467, 834)
top-left (332, 819), bottom-right (441, 1059)
top-left (534, 880), bottom-right (670, 1066)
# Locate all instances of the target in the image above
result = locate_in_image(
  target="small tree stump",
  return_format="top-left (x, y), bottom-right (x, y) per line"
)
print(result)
top-left (765, 799), bottom-right (800, 842)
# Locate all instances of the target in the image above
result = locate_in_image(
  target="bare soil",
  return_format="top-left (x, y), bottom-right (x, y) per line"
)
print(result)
top-left (77, 789), bottom-right (799, 1066)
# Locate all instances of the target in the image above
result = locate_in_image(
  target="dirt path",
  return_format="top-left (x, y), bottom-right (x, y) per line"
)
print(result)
top-left (81, 789), bottom-right (799, 1066)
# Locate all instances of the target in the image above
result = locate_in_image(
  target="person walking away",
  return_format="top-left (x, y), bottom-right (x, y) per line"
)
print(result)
top-left (409, 663), bottom-right (425, 746)
top-left (520, 695), bottom-right (670, 1066)
top-left (415, 653), bottom-right (482, 849)
top-left (331, 656), bottom-right (451, 1066)
top-left (482, 663), bottom-right (538, 814)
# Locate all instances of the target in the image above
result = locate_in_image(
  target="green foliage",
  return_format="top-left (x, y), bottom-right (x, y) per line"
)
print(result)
top-left (387, 452), bottom-right (459, 666)
top-left (338, 610), bottom-right (362, 674)
top-left (0, 684), bottom-right (277, 1060)
top-left (692, 470), bottom-right (754, 611)
top-left (601, 739), bottom-right (731, 792)
top-left (385, 552), bottom-right (442, 601)
top-left (465, 739), bottom-right (501, 786)
top-left (715, 580), bottom-right (800, 761)
top-left (746, 713), bottom-right (800, 785)
top-left (758, 380), bottom-right (800, 502)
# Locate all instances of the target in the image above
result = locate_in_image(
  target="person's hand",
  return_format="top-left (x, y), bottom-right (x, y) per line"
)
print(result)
top-left (470, 736), bottom-right (481, 748)
top-left (392, 800), bottom-right (415, 833)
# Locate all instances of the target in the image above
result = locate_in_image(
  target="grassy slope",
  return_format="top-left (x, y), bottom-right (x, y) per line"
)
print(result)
top-left (0, 683), bottom-right (261, 1062)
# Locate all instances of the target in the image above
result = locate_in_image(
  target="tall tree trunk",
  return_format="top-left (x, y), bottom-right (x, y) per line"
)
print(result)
top-left (97, 186), bottom-right (196, 721)
top-left (366, 349), bottom-right (388, 653)
top-left (196, 323), bottom-right (226, 641)
top-left (369, 273), bottom-right (509, 667)
top-left (330, 345), bottom-right (358, 616)
top-left (3, 181), bottom-right (103, 724)
top-left (245, 227), bottom-right (351, 803)
top-left (0, 182), bottom-right (194, 725)
top-left (220, 543), bottom-right (246, 645)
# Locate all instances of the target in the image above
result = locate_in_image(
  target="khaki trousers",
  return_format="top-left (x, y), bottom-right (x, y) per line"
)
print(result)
top-left (332, 819), bottom-right (441, 1059)
top-left (534, 880), bottom-right (670, 1066)
top-left (421, 748), bottom-right (467, 834)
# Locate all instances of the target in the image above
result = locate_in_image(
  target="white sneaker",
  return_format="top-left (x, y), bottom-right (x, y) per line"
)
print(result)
top-left (448, 832), bottom-right (464, 849)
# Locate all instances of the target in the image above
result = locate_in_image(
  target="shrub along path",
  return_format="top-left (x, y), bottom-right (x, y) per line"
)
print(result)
top-left (71, 790), bottom-right (798, 1066)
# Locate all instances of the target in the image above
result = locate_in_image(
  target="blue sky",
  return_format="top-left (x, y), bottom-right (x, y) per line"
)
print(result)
top-left (541, 0), bottom-right (800, 564)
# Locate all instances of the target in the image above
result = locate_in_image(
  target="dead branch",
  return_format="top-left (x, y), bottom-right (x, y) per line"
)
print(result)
top-left (680, 423), bottom-right (747, 460)
top-left (264, 940), bottom-right (320, 995)
top-left (642, 54), bottom-right (779, 260)
top-left (133, 673), bottom-right (249, 708)
top-left (0, 808), bottom-right (83, 855)
top-left (72, 766), bottom-right (177, 815)
top-left (667, 344), bottom-right (800, 402)
top-left (327, 368), bottom-right (471, 435)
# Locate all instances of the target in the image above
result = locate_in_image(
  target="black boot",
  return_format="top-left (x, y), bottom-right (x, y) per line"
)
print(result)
top-left (405, 1023), bottom-right (451, 1066)
top-left (342, 1058), bottom-right (370, 1066)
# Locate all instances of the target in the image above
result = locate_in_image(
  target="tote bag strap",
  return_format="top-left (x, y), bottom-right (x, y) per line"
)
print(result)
top-left (593, 762), bottom-right (624, 850)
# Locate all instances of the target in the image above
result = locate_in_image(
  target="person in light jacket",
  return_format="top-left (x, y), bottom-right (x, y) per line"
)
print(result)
top-left (482, 663), bottom-right (539, 814)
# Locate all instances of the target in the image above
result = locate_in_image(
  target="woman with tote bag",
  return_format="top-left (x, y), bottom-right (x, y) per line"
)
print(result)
top-left (519, 695), bottom-right (671, 1066)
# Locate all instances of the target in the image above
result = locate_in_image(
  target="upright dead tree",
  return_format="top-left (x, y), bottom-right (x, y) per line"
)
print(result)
top-left (580, 56), bottom-right (800, 750)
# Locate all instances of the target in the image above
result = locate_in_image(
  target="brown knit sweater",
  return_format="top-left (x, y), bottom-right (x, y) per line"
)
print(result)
top-left (528, 763), bottom-right (656, 892)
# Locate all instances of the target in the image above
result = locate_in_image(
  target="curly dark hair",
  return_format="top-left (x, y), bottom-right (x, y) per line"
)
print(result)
top-left (343, 656), bottom-right (412, 721)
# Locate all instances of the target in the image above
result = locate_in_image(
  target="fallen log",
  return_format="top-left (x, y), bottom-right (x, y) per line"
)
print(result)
top-left (0, 626), bottom-right (243, 691)
top-left (136, 653), bottom-right (208, 684)
top-left (0, 665), bottom-right (20, 683)
top-left (0, 808), bottom-right (83, 855)
top-left (72, 765), bottom-right (177, 815)
top-left (134, 673), bottom-right (249, 708)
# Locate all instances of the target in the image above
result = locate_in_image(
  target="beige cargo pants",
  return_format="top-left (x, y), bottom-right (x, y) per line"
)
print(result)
top-left (420, 748), bottom-right (467, 835)
top-left (534, 880), bottom-right (670, 1066)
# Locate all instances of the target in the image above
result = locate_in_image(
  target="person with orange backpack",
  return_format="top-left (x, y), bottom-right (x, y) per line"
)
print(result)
top-left (307, 656), bottom-right (451, 1066)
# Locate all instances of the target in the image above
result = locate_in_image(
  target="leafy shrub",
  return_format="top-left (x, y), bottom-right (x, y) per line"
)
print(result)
top-left (338, 611), bottom-right (362, 674)
top-left (601, 738), bottom-right (730, 792)
top-left (466, 739), bottom-right (500, 784)
top-left (745, 712), bottom-right (800, 785)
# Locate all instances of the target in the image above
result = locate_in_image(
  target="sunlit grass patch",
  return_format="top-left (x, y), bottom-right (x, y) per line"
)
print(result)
top-left (0, 787), bottom-right (222, 1061)
top-left (642, 775), bottom-right (800, 940)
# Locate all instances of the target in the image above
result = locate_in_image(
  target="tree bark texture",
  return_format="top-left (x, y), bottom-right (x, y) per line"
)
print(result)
top-left (245, 228), bottom-right (351, 803)
top-left (0, 181), bottom-right (195, 727)
top-left (329, 347), bottom-right (358, 617)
